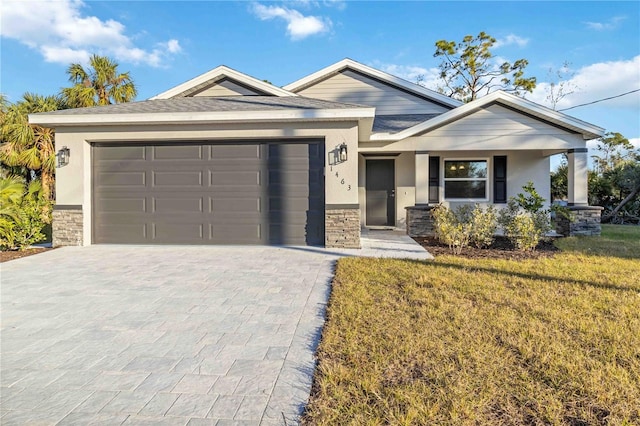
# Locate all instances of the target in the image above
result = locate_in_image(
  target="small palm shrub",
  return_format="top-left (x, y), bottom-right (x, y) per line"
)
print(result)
top-left (0, 177), bottom-right (52, 250)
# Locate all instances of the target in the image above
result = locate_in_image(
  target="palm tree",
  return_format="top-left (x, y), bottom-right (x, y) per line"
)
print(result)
top-left (62, 54), bottom-right (137, 107)
top-left (0, 93), bottom-right (61, 199)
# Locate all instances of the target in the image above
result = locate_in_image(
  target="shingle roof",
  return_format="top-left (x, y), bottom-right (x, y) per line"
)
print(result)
top-left (34, 96), bottom-right (370, 116)
top-left (373, 114), bottom-right (441, 133)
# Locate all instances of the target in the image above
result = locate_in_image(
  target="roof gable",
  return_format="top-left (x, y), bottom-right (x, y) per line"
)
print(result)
top-left (371, 91), bottom-right (605, 141)
top-left (284, 58), bottom-right (462, 110)
top-left (151, 65), bottom-right (296, 99)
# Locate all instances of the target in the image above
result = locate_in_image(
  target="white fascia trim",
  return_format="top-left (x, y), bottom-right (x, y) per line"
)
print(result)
top-left (150, 65), bottom-right (297, 99)
top-left (371, 90), bottom-right (605, 141)
top-left (28, 108), bottom-right (375, 126)
top-left (283, 58), bottom-right (462, 108)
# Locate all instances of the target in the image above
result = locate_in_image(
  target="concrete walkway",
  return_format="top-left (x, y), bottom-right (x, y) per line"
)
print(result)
top-left (0, 232), bottom-right (430, 425)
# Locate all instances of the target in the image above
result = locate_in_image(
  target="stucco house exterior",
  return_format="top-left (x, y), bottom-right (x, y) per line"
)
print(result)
top-left (30, 59), bottom-right (605, 248)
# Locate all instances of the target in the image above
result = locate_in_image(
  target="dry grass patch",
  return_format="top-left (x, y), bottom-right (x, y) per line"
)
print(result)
top-left (304, 226), bottom-right (640, 425)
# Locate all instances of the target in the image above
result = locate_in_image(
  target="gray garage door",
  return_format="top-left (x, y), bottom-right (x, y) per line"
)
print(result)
top-left (93, 141), bottom-right (325, 245)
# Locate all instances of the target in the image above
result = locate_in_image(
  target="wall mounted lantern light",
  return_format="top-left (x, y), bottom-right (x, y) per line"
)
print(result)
top-left (57, 146), bottom-right (70, 167)
top-left (339, 143), bottom-right (348, 162)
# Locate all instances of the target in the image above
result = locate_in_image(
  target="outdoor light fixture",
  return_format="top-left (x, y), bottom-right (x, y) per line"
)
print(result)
top-left (339, 143), bottom-right (348, 162)
top-left (57, 146), bottom-right (70, 167)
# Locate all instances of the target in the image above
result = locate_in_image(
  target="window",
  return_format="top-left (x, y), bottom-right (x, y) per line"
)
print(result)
top-left (444, 160), bottom-right (488, 199)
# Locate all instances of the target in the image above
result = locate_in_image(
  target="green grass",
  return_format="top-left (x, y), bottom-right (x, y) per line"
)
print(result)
top-left (304, 226), bottom-right (640, 425)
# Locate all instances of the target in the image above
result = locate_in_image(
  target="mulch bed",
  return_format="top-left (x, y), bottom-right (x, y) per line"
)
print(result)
top-left (0, 247), bottom-right (54, 263)
top-left (414, 236), bottom-right (560, 260)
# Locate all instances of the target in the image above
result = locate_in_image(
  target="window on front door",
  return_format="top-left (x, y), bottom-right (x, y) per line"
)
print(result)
top-left (444, 160), bottom-right (488, 200)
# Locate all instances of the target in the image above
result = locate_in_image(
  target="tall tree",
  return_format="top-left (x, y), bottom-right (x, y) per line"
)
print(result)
top-left (62, 54), bottom-right (137, 108)
top-left (433, 32), bottom-right (536, 102)
top-left (544, 61), bottom-right (578, 110)
top-left (0, 93), bottom-right (62, 199)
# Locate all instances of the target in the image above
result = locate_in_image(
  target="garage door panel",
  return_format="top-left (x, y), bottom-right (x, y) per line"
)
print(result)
top-left (95, 224), bottom-right (147, 242)
top-left (211, 144), bottom-right (261, 159)
top-left (152, 145), bottom-right (204, 160)
top-left (97, 172), bottom-right (146, 187)
top-left (153, 197), bottom-right (203, 213)
top-left (153, 171), bottom-right (203, 187)
top-left (210, 171), bottom-right (261, 186)
top-left (210, 197), bottom-right (261, 213)
top-left (152, 223), bottom-right (204, 241)
top-left (97, 198), bottom-right (147, 212)
top-left (97, 146), bottom-right (146, 160)
top-left (93, 140), bottom-right (324, 245)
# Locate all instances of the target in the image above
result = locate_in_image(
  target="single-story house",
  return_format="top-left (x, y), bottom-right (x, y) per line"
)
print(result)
top-left (30, 58), bottom-right (605, 248)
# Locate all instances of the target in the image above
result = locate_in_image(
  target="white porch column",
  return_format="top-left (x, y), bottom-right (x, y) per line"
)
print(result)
top-left (415, 151), bottom-right (429, 205)
top-left (567, 148), bottom-right (589, 205)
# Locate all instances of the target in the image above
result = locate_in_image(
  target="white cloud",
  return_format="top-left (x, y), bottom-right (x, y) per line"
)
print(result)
top-left (493, 34), bottom-right (529, 49)
top-left (585, 16), bottom-right (626, 31)
top-left (528, 56), bottom-right (640, 110)
top-left (0, 0), bottom-right (181, 67)
top-left (372, 61), bottom-right (441, 89)
top-left (251, 3), bottom-right (331, 40)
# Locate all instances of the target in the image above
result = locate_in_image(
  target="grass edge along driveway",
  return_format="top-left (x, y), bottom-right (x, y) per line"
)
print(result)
top-left (304, 225), bottom-right (640, 425)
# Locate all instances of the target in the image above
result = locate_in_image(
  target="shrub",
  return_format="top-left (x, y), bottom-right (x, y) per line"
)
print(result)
top-left (499, 182), bottom-right (552, 251)
top-left (432, 204), bottom-right (497, 253)
top-left (469, 205), bottom-right (497, 248)
top-left (0, 177), bottom-right (52, 251)
top-left (431, 204), bottom-right (470, 255)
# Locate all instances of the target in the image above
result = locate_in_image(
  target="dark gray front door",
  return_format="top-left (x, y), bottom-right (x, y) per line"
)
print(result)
top-left (366, 159), bottom-right (395, 226)
top-left (92, 141), bottom-right (324, 245)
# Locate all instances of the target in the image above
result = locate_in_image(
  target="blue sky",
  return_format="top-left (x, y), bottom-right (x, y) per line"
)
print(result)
top-left (2, 0), bottom-right (639, 154)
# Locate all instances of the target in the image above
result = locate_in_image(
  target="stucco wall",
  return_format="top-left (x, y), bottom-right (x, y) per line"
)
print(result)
top-left (54, 121), bottom-right (360, 245)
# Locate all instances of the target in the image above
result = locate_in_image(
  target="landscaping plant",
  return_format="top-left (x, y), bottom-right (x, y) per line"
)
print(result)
top-left (0, 177), bottom-right (52, 250)
top-left (432, 203), bottom-right (497, 253)
top-left (499, 182), bottom-right (552, 251)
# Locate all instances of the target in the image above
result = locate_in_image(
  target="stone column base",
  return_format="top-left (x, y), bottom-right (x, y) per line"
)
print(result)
top-left (326, 208), bottom-right (361, 248)
top-left (405, 205), bottom-right (436, 237)
top-left (52, 206), bottom-right (83, 246)
top-left (555, 205), bottom-right (604, 237)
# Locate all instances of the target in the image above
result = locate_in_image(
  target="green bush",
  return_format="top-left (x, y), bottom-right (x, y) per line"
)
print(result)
top-left (469, 205), bottom-right (497, 248)
top-left (432, 204), bottom-right (497, 253)
top-left (0, 177), bottom-right (52, 251)
top-left (498, 182), bottom-right (552, 251)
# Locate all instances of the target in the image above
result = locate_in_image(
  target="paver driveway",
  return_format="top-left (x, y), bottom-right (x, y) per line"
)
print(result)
top-left (1, 245), bottom-right (339, 425)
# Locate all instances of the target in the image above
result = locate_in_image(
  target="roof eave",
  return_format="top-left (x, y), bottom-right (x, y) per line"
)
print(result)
top-left (28, 108), bottom-right (376, 127)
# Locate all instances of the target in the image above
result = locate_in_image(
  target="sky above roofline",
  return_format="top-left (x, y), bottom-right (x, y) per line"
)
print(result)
top-left (2, 0), bottom-right (638, 153)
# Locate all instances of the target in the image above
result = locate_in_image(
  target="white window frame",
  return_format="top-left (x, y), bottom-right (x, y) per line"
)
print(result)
top-left (443, 158), bottom-right (489, 201)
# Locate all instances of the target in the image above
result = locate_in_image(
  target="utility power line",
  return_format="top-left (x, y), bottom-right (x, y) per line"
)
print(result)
top-left (558, 88), bottom-right (640, 111)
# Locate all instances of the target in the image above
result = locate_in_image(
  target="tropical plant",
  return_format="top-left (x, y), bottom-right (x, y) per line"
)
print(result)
top-left (0, 177), bottom-right (52, 250)
top-left (0, 93), bottom-right (62, 199)
top-left (61, 54), bottom-right (137, 107)
top-left (432, 31), bottom-right (536, 102)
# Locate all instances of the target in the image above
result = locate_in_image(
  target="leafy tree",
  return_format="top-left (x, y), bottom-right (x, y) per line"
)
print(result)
top-left (0, 93), bottom-right (62, 199)
top-left (433, 31), bottom-right (536, 102)
top-left (62, 54), bottom-right (137, 107)
top-left (550, 162), bottom-right (568, 201)
top-left (591, 132), bottom-right (635, 174)
top-left (589, 132), bottom-right (640, 223)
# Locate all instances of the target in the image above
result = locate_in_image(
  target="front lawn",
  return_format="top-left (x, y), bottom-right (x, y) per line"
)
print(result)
top-left (304, 225), bottom-right (640, 425)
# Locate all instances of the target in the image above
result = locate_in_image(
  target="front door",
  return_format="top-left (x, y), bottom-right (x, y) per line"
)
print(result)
top-left (366, 159), bottom-right (395, 226)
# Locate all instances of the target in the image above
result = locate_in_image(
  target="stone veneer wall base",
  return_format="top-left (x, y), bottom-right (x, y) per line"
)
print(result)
top-left (52, 208), bottom-right (83, 246)
top-left (326, 208), bottom-right (361, 248)
top-left (405, 205), bottom-right (436, 237)
top-left (555, 205), bottom-right (604, 237)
